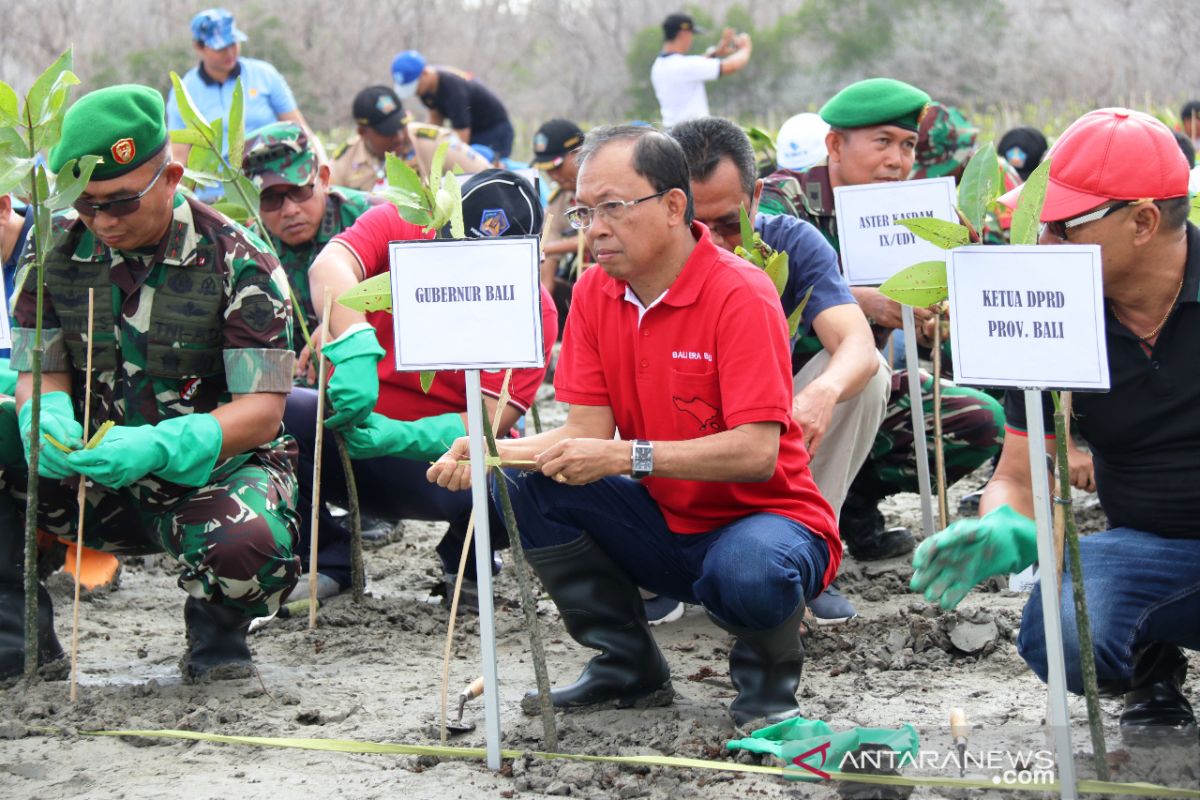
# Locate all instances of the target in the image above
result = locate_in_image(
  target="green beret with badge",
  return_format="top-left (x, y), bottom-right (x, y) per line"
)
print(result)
top-left (819, 78), bottom-right (931, 132)
top-left (242, 122), bottom-right (317, 190)
top-left (49, 84), bottom-right (167, 181)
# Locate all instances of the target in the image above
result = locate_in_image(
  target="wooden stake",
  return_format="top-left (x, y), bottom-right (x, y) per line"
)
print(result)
top-left (68, 288), bottom-right (95, 702)
top-left (932, 308), bottom-right (949, 528)
top-left (309, 289), bottom-right (333, 629)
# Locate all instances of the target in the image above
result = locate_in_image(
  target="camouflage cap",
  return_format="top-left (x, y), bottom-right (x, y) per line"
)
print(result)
top-left (242, 122), bottom-right (316, 189)
top-left (911, 103), bottom-right (979, 180)
top-left (49, 84), bottom-right (167, 181)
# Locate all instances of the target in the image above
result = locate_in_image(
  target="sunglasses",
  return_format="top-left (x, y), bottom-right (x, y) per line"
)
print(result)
top-left (72, 159), bottom-right (170, 218)
top-left (1041, 200), bottom-right (1136, 241)
top-left (702, 214), bottom-right (743, 240)
top-left (260, 180), bottom-right (317, 211)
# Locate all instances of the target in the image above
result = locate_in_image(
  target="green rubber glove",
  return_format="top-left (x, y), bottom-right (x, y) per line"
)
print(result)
top-left (910, 504), bottom-right (1039, 610)
top-left (322, 326), bottom-right (385, 431)
top-left (727, 715), bottom-right (920, 782)
top-left (340, 412), bottom-right (466, 462)
top-left (66, 414), bottom-right (224, 489)
top-left (0, 357), bottom-right (17, 396)
top-left (18, 391), bottom-right (83, 480)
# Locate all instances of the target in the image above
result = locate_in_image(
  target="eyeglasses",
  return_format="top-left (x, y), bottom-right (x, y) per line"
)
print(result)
top-left (260, 180), bottom-right (317, 211)
top-left (565, 189), bottom-right (669, 230)
top-left (701, 214), bottom-right (743, 240)
top-left (1041, 200), bottom-right (1138, 241)
top-left (72, 159), bottom-right (170, 218)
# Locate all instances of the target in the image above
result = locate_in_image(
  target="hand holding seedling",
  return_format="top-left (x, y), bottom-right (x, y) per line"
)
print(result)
top-left (18, 392), bottom-right (83, 480)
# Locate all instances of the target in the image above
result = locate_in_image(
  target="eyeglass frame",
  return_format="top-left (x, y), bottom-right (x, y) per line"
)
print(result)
top-left (259, 177), bottom-right (319, 212)
top-left (565, 189), bottom-right (670, 230)
top-left (72, 159), bottom-right (171, 218)
top-left (1040, 199), bottom-right (1152, 241)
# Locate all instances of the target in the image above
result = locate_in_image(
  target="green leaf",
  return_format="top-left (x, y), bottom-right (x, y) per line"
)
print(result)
top-left (1011, 157), bottom-right (1052, 246)
top-left (170, 129), bottom-right (210, 147)
top-left (1189, 194), bottom-right (1200, 226)
top-left (45, 155), bottom-right (101, 210)
top-left (208, 118), bottom-right (225, 161)
top-left (787, 285), bottom-right (814, 338)
top-left (212, 200), bottom-right (253, 225)
top-left (183, 168), bottom-right (223, 188)
top-left (895, 217), bottom-right (970, 250)
top-left (337, 272), bottom-right (393, 313)
top-left (738, 204), bottom-right (755, 253)
top-left (395, 204), bottom-right (434, 229)
top-left (25, 49), bottom-right (74, 128)
top-left (957, 141), bottom-right (999, 232)
top-left (429, 140), bottom-right (448, 192)
top-left (169, 71), bottom-right (212, 136)
top-left (432, 186), bottom-right (454, 230)
top-left (420, 371), bottom-right (436, 393)
top-left (0, 156), bottom-right (35, 197)
top-left (0, 125), bottom-right (24, 157)
top-left (0, 81), bottom-right (19, 127)
top-left (878, 260), bottom-right (949, 307)
top-left (187, 144), bottom-right (223, 178)
top-left (32, 111), bottom-right (65, 153)
top-left (228, 81), bottom-right (245, 172)
top-left (226, 175), bottom-right (260, 215)
top-left (385, 151), bottom-right (424, 197)
top-left (444, 168), bottom-right (464, 240)
top-left (763, 249), bottom-right (789, 297)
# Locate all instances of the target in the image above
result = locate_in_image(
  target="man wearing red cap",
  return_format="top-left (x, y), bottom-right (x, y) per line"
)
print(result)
top-left (912, 108), bottom-right (1200, 743)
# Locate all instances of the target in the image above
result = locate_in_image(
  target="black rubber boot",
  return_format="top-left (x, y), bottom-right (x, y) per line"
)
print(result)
top-left (0, 490), bottom-right (63, 682)
top-left (839, 490), bottom-right (914, 562)
top-left (709, 604), bottom-right (807, 727)
top-left (1108, 647), bottom-right (1197, 744)
top-left (519, 534), bottom-right (673, 714)
top-left (180, 596), bottom-right (253, 682)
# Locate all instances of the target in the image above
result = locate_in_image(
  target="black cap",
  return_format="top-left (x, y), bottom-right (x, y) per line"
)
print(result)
top-left (997, 126), bottom-right (1048, 182)
top-left (662, 12), bottom-right (702, 40)
top-left (1181, 100), bottom-right (1200, 122)
top-left (352, 85), bottom-right (409, 135)
top-left (449, 169), bottom-right (544, 239)
top-left (531, 119), bottom-right (584, 169)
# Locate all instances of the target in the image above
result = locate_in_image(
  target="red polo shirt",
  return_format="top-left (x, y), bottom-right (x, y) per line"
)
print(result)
top-left (555, 223), bottom-right (841, 588)
top-left (332, 202), bottom-right (558, 421)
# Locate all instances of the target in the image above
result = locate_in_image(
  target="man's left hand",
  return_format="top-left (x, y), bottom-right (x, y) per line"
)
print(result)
top-left (792, 383), bottom-right (838, 455)
top-left (537, 438), bottom-right (626, 485)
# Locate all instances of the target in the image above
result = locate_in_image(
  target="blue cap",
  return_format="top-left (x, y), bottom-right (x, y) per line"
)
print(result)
top-left (190, 8), bottom-right (248, 50)
top-left (390, 50), bottom-right (426, 99)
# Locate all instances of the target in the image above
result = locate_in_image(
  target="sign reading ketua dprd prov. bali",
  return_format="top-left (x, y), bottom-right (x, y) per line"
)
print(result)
top-left (389, 236), bottom-right (543, 371)
top-left (946, 245), bottom-right (1110, 391)
top-left (833, 177), bottom-right (958, 286)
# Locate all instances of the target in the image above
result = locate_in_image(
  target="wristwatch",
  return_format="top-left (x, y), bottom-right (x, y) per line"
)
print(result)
top-left (631, 439), bottom-right (654, 479)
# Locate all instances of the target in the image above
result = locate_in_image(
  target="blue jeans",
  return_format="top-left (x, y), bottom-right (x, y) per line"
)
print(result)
top-left (470, 120), bottom-right (515, 159)
top-left (284, 389), bottom-right (504, 587)
top-left (500, 471), bottom-right (829, 629)
top-left (1017, 527), bottom-right (1200, 694)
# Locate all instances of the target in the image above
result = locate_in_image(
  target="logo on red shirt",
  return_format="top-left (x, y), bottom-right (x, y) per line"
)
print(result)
top-left (672, 396), bottom-right (722, 431)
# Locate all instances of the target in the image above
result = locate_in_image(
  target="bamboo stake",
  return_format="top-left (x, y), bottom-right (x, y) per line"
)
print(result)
top-left (68, 288), bottom-right (95, 702)
top-left (439, 371), bottom-right (511, 744)
top-left (931, 308), bottom-right (948, 528)
top-left (309, 290), bottom-right (333, 629)
top-left (1053, 392), bottom-right (1108, 781)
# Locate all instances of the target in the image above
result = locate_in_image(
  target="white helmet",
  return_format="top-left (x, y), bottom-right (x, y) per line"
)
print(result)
top-left (776, 113), bottom-right (830, 171)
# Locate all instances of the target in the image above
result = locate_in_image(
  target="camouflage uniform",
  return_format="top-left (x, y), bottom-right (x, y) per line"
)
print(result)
top-left (760, 163), bottom-right (1004, 498)
top-left (7, 194), bottom-right (300, 617)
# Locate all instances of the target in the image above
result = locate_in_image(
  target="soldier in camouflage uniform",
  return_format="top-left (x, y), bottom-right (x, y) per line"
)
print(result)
top-left (242, 121), bottom-right (381, 364)
top-left (758, 79), bottom-right (1004, 561)
top-left (0, 84), bottom-right (299, 682)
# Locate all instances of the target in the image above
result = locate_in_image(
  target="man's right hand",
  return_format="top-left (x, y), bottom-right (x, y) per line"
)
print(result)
top-left (427, 436), bottom-right (473, 491)
top-left (321, 326), bottom-right (385, 430)
top-left (18, 391), bottom-right (82, 480)
top-left (852, 287), bottom-right (935, 331)
top-left (909, 504), bottom-right (1039, 610)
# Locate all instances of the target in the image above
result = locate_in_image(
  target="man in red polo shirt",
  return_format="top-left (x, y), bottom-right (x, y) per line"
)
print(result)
top-left (287, 170), bottom-right (557, 602)
top-left (429, 127), bottom-right (839, 726)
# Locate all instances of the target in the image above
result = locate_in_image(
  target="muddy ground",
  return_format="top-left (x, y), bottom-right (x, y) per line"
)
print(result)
top-left (1, 387), bottom-right (1196, 799)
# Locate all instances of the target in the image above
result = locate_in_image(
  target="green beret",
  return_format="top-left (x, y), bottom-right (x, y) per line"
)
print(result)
top-left (819, 78), bottom-right (931, 132)
top-left (242, 122), bottom-right (316, 189)
top-left (49, 84), bottom-right (167, 181)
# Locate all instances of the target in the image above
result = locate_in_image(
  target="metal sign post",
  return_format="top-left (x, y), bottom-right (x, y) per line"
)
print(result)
top-left (901, 305), bottom-right (936, 538)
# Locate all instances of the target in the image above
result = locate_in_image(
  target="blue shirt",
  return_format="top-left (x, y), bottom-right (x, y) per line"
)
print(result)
top-left (0, 207), bottom-right (31, 359)
top-left (166, 58), bottom-right (297, 199)
top-left (755, 212), bottom-right (855, 339)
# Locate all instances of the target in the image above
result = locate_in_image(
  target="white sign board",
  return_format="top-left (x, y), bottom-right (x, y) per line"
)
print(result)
top-left (833, 177), bottom-right (958, 285)
top-left (0, 276), bottom-right (10, 350)
top-left (389, 236), bottom-right (543, 371)
top-left (946, 245), bottom-right (1110, 390)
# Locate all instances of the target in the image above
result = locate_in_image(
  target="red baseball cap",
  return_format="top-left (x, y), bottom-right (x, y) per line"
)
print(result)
top-left (1037, 107), bottom-right (1189, 221)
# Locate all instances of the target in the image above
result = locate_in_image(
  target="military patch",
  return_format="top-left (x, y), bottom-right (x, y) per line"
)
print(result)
top-left (479, 209), bottom-right (510, 237)
top-left (376, 94), bottom-right (397, 115)
top-left (181, 377), bottom-right (202, 401)
top-left (1005, 145), bottom-right (1028, 169)
top-left (110, 137), bottom-right (136, 165)
top-left (240, 294), bottom-right (275, 332)
top-left (414, 126), bottom-right (439, 140)
top-left (167, 270), bottom-right (194, 295)
top-left (199, 276), bottom-right (220, 296)
top-left (533, 132), bottom-right (549, 154)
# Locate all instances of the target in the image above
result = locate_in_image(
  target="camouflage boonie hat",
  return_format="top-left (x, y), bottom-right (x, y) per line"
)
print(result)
top-left (243, 122), bottom-right (316, 189)
top-left (911, 103), bottom-right (979, 180)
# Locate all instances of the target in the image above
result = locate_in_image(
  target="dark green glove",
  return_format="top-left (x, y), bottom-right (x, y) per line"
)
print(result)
top-left (322, 326), bottom-right (385, 431)
top-left (66, 414), bottom-right (224, 489)
top-left (341, 412), bottom-right (466, 462)
top-left (18, 391), bottom-right (82, 480)
top-left (0, 357), bottom-right (17, 396)
top-left (910, 504), bottom-right (1038, 610)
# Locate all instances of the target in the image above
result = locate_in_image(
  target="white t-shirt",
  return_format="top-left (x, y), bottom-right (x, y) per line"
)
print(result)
top-left (650, 53), bottom-right (721, 128)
